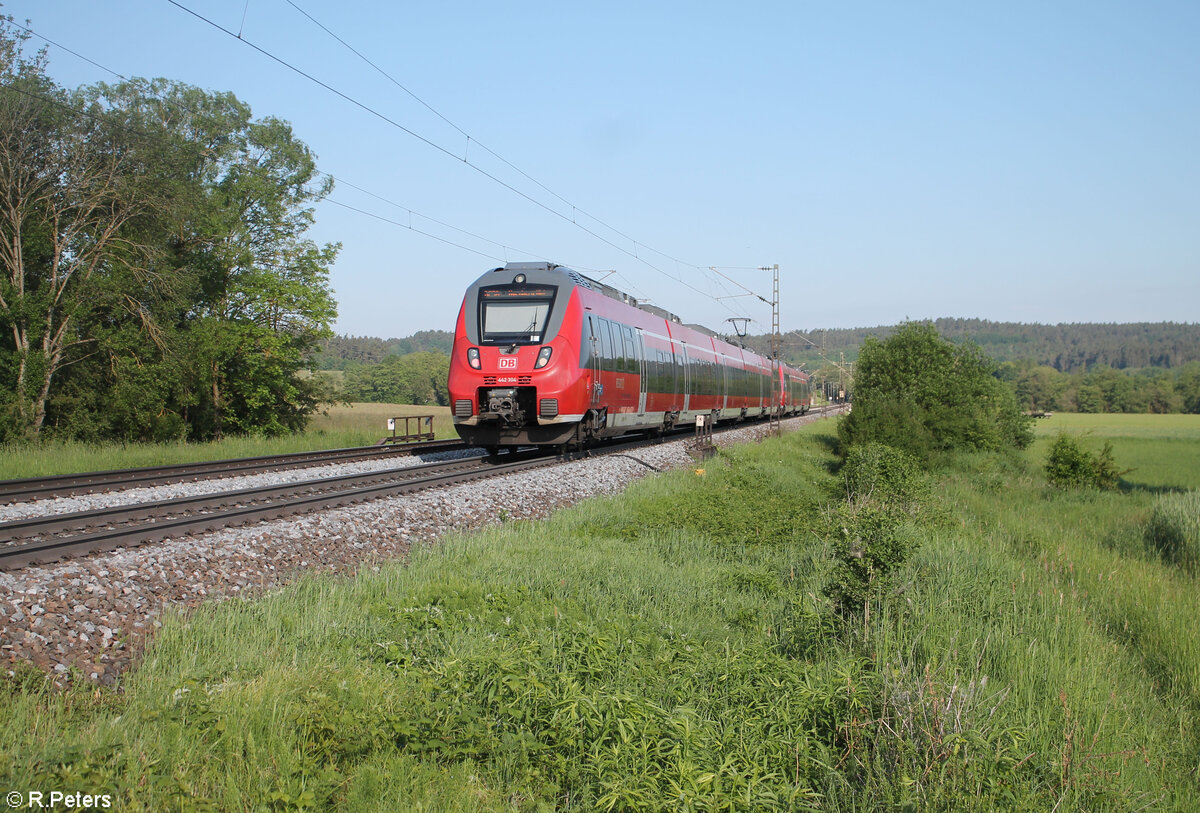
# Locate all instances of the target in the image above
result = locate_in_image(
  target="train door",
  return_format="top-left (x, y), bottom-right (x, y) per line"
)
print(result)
top-left (720, 356), bottom-right (729, 411)
top-left (587, 316), bottom-right (601, 407)
top-left (670, 347), bottom-right (679, 410)
top-left (680, 343), bottom-right (691, 412)
top-left (635, 329), bottom-right (647, 415)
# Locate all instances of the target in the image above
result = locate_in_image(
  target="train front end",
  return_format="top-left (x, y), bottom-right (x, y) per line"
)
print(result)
top-left (447, 263), bottom-right (587, 449)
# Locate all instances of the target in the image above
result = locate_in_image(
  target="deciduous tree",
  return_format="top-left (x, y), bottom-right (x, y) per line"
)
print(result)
top-left (1, 18), bottom-right (340, 441)
top-left (837, 321), bottom-right (1031, 459)
top-left (0, 30), bottom-right (151, 437)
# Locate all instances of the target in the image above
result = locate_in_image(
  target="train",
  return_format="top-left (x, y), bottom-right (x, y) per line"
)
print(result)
top-left (447, 262), bottom-right (811, 451)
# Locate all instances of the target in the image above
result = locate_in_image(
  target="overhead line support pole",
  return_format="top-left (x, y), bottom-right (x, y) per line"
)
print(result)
top-left (761, 264), bottom-right (781, 436)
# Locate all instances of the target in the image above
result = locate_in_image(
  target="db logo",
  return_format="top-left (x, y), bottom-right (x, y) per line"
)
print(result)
top-left (498, 357), bottom-right (518, 370)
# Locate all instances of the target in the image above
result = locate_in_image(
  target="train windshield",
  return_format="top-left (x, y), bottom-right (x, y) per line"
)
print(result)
top-left (479, 285), bottom-right (556, 343)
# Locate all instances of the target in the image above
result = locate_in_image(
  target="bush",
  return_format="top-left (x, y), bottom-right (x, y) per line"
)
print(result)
top-left (1145, 490), bottom-right (1200, 572)
top-left (841, 442), bottom-right (929, 510)
top-left (825, 445), bottom-right (928, 623)
top-left (1044, 433), bottom-right (1124, 490)
top-left (823, 502), bottom-right (920, 620)
top-left (838, 322), bottom-right (1033, 461)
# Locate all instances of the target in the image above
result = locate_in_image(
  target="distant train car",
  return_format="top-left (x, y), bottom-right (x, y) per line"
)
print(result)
top-left (447, 262), bottom-right (810, 450)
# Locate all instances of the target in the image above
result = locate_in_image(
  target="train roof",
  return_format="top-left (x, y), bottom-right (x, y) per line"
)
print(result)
top-left (491, 262), bottom-right (683, 325)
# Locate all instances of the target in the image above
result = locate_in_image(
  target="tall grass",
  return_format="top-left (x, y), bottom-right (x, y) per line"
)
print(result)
top-left (1145, 490), bottom-right (1200, 573)
top-left (2, 420), bottom-right (1197, 810)
top-left (0, 403), bottom-right (453, 480)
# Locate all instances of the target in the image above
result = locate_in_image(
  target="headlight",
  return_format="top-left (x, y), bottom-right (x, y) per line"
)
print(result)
top-left (534, 346), bottom-right (553, 369)
top-left (467, 347), bottom-right (481, 369)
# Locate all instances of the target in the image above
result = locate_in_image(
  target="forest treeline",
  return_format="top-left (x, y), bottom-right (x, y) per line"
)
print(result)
top-left (335, 352), bottom-right (450, 407)
top-left (997, 360), bottom-right (1200, 414)
top-left (313, 331), bottom-right (453, 370)
top-left (754, 318), bottom-right (1200, 372)
top-left (0, 23), bottom-right (338, 442)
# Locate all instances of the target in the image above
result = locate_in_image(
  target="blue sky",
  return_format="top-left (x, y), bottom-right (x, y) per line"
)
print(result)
top-left (6, 1), bottom-right (1198, 338)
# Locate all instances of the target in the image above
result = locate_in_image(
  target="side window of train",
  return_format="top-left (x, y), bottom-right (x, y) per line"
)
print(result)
top-left (582, 317), bottom-right (595, 367)
top-left (598, 319), bottom-right (613, 371)
top-left (605, 321), bottom-right (620, 372)
top-left (622, 326), bottom-right (636, 373)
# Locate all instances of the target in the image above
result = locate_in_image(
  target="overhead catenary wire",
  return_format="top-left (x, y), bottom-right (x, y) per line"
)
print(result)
top-left (1, 25), bottom-right (659, 311)
top-left (166, 0), bottom-right (764, 319)
top-left (8, 12), bottom-right (764, 329)
top-left (10, 11), bottom-right (757, 321)
top-left (0, 25), bottom-right (667, 321)
top-left (5, 60), bottom-right (774, 345)
top-left (2, 21), bottom-right (569, 265)
top-left (281, 0), bottom-right (736, 289)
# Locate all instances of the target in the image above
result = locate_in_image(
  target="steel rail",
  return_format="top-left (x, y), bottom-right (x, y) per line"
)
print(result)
top-left (0, 454), bottom-right (497, 543)
top-left (0, 451), bottom-right (550, 571)
top-left (0, 407), bottom-right (842, 571)
top-left (0, 439), bottom-right (467, 503)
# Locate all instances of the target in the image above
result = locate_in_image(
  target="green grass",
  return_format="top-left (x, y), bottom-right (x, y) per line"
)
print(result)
top-left (1028, 413), bottom-right (1200, 490)
top-left (1032, 413), bottom-right (1200, 440)
top-left (0, 403), bottom-right (454, 480)
top-left (2, 418), bottom-right (1198, 810)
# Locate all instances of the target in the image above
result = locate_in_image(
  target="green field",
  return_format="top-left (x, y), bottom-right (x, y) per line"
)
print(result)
top-left (2, 415), bottom-right (1198, 810)
top-left (0, 403), bottom-right (454, 481)
top-left (1028, 412), bottom-right (1200, 490)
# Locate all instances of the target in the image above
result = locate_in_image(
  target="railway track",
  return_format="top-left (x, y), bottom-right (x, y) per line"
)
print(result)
top-left (0, 408), bottom-right (843, 573)
top-left (0, 438), bottom-right (467, 503)
top-left (0, 449), bottom-right (553, 571)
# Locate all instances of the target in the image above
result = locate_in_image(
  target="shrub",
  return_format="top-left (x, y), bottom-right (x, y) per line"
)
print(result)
top-left (1145, 490), bottom-right (1200, 572)
top-left (841, 442), bottom-right (929, 510)
top-left (838, 321), bottom-right (1032, 461)
top-left (823, 502), bottom-right (920, 620)
top-left (1044, 433), bottom-right (1124, 490)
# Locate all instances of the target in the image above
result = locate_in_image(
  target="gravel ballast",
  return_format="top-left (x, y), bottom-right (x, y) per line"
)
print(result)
top-left (0, 447), bottom-right (483, 524)
top-left (0, 414), bottom-right (835, 684)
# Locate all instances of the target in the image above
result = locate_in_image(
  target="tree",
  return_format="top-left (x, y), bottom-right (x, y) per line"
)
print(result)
top-left (1176, 362), bottom-right (1200, 414)
top-left (341, 352), bottom-right (449, 405)
top-left (837, 321), bottom-right (1032, 459)
top-left (97, 81), bottom-right (340, 437)
top-left (0, 28), bottom-right (151, 438)
top-left (1014, 365), bottom-right (1066, 412)
top-left (0, 20), bottom-right (340, 442)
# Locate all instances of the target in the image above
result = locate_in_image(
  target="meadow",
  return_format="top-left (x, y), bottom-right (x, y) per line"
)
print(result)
top-left (1028, 412), bottom-right (1200, 490)
top-left (1, 414), bottom-right (1198, 810)
top-left (0, 403), bottom-right (454, 481)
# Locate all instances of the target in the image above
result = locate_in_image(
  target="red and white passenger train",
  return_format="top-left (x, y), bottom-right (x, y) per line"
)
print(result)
top-left (448, 262), bottom-right (811, 451)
